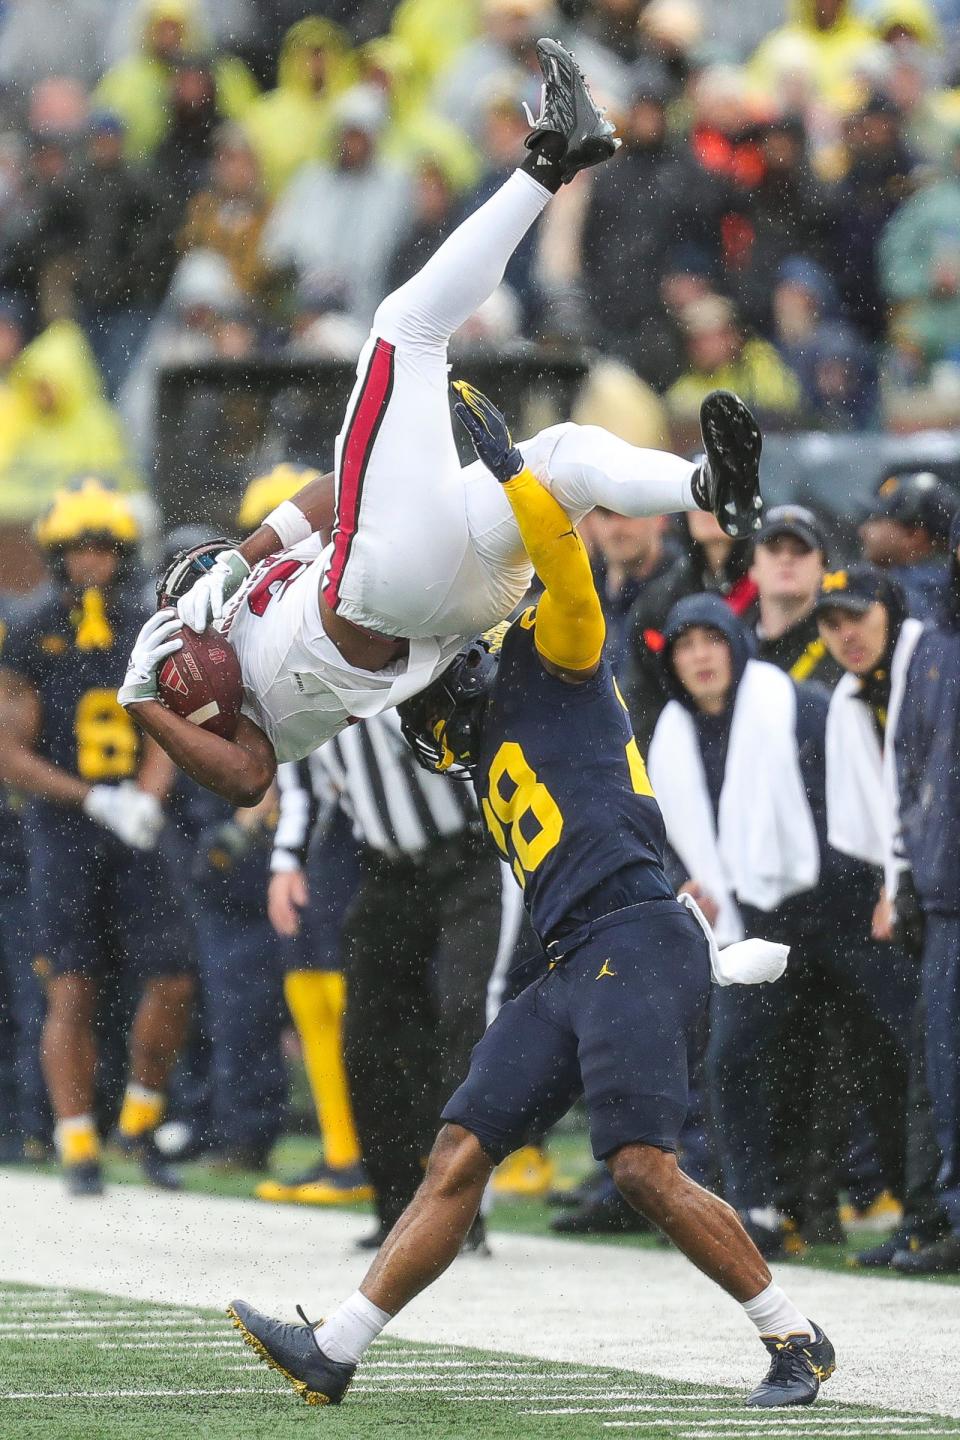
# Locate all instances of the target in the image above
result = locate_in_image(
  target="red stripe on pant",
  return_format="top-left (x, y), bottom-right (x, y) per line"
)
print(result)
top-left (323, 338), bottom-right (396, 610)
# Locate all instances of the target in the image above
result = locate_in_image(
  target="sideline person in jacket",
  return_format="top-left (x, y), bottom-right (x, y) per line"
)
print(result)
top-left (649, 593), bottom-right (917, 1257)
top-left (887, 511), bottom-right (960, 1274)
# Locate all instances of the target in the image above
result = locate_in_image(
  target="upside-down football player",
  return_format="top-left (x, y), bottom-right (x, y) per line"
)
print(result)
top-left (224, 384), bottom-right (836, 1411)
top-left (118, 40), bottom-right (763, 797)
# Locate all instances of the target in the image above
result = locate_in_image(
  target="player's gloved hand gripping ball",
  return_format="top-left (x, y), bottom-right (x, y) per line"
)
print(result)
top-left (452, 380), bottom-right (525, 484)
top-left (177, 548), bottom-right (250, 633)
top-left (118, 609), bottom-right (184, 707)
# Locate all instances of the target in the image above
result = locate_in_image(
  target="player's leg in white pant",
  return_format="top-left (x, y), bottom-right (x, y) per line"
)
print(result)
top-left (455, 422), bottom-right (701, 634)
top-left (322, 171), bottom-right (553, 639)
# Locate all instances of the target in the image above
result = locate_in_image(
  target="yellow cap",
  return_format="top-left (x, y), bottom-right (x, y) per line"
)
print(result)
top-left (35, 477), bottom-right (140, 550)
top-left (237, 462), bottom-right (321, 530)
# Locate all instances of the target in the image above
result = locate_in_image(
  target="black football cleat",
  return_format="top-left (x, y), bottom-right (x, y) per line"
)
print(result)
top-left (551, 1189), bottom-right (652, 1236)
top-left (746, 1322), bottom-right (835, 1408)
top-left (851, 1224), bottom-right (926, 1269)
top-left (460, 1215), bottom-right (492, 1256)
top-left (525, 38), bottom-right (619, 183)
top-left (113, 1131), bottom-right (182, 1190)
top-left (691, 390), bottom-right (763, 538)
top-left (65, 1160), bottom-right (105, 1198)
top-left (227, 1298), bottom-right (356, 1406)
top-left (891, 1231), bottom-right (960, 1275)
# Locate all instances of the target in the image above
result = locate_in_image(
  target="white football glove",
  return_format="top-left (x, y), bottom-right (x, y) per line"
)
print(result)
top-left (177, 549), bottom-right (250, 633)
top-left (118, 608), bottom-right (183, 708)
top-left (82, 781), bottom-right (164, 851)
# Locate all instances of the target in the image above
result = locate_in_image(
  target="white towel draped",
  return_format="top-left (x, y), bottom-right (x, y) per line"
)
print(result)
top-left (649, 659), bottom-right (820, 946)
top-left (825, 617), bottom-right (922, 894)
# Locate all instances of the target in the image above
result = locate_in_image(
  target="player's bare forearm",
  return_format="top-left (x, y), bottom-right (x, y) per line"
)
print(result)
top-left (237, 471), bottom-right (335, 568)
top-left (0, 668), bottom-right (89, 806)
top-left (137, 735), bottom-right (178, 802)
top-left (502, 467), bottom-right (605, 679)
top-left (127, 701), bottom-right (276, 807)
top-left (0, 738), bottom-right (90, 807)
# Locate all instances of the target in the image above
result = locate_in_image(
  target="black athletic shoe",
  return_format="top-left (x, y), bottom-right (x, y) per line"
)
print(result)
top-left (551, 1189), bottom-right (652, 1236)
top-left (852, 1225), bottom-right (923, 1269)
top-left (691, 390), bottom-right (763, 538)
top-left (355, 1221), bottom-right (392, 1252)
top-left (891, 1231), bottom-right (960, 1275)
top-left (227, 1298), bottom-right (356, 1406)
top-left (113, 1131), bottom-right (182, 1190)
top-left (525, 38), bottom-right (619, 183)
top-left (746, 1322), bottom-right (836, 1408)
top-left (65, 1160), bottom-right (104, 1197)
top-left (461, 1216), bottom-right (492, 1256)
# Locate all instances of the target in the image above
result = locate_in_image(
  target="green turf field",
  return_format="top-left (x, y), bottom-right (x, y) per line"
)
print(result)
top-left (1, 1280), bottom-right (958, 1440)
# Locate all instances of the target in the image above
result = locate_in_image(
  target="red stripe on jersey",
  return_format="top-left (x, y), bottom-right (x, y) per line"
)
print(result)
top-left (323, 338), bottom-right (396, 610)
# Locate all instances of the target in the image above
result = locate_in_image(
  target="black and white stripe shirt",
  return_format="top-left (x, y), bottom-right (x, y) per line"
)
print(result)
top-left (272, 710), bottom-right (476, 869)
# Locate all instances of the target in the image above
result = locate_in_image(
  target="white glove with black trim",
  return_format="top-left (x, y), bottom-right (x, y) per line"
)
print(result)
top-left (118, 608), bottom-right (183, 708)
top-left (82, 782), bottom-right (164, 851)
top-left (177, 549), bottom-right (250, 632)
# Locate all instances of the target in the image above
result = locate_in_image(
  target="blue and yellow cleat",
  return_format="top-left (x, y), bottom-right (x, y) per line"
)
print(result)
top-left (112, 1130), bottom-right (182, 1190)
top-left (227, 1298), bottom-right (356, 1406)
top-left (493, 1145), bottom-right (556, 1198)
top-left (746, 1322), bottom-right (836, 1408)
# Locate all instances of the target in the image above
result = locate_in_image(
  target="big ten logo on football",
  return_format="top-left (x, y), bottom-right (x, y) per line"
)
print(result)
top-left (75, 687), bottom-right (138, 780)
top-left (247, 559), bottom-right (307, 617)
top-left (481, 740), bottom-right (564, 887)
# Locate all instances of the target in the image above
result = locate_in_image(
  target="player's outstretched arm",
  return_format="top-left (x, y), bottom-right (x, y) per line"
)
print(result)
top-left (452, 381), bottom-right (605, 683)
top-left (0, 667), bottom-right (89, 806)
top-left (177, 470), bottom-right (337, 633)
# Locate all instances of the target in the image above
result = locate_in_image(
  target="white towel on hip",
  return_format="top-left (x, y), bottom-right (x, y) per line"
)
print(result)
top-left (825, 617), bottom-right (922, 894)
top-left (678, 891), bottom-right (790, 986)
top-left (648, 658), bottom-right (820, 946)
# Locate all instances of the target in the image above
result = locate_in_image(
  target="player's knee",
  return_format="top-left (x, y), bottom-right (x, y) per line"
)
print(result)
top-left (372, 287), bottom-right (418, 342)
top-left (423, 1124), bottom-right (492, 1199)
top-left (608, 1143), bottom-right (682, 1223)
top-left (150, 972), bottom-right (195, 1011)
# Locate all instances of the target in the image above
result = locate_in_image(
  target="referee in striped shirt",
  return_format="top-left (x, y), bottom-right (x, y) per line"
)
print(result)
top-left (273, 709), bottom-right (513, 1249)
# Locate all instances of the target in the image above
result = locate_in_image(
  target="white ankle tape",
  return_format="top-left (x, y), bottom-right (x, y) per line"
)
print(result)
top-left (263, 500), bottom-right (312, 550)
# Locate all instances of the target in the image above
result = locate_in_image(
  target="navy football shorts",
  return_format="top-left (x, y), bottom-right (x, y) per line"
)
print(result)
top-left (26, 815), bottom-right (193, 981)
top-left (443, 896), bottom-right (711, 1162)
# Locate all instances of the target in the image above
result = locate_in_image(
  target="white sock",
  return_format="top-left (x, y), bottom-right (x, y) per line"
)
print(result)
top-left (741, 1281), bottom-right (813, 1341)
top-left (314, 1290), bottom-right (391, 1365)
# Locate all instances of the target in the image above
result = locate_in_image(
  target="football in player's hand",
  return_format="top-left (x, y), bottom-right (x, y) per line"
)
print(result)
top-left (157, 627), bottom-right (243, 740)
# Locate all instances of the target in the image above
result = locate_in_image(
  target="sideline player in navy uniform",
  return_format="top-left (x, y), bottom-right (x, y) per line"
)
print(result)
top-left (0, 480), bottom-right (194, 1196)
top-left (227, 386), bottom-right (835, 1412)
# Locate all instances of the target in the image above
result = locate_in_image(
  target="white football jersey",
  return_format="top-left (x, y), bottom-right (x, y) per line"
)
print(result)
top-left (222, 539), bottom-right (464, 763)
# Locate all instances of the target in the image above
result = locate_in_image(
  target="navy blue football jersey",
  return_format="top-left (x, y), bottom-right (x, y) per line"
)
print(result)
top-left (474, 607), bottom-right (673, 942)
top-left (0, 595), bottom-right (28, 889)
top-left (1, 588), bottom-right (144, 783)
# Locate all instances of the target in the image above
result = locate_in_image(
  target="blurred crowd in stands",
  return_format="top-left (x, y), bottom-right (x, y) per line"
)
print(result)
top-left (3, 0), bottom-right (960, 522)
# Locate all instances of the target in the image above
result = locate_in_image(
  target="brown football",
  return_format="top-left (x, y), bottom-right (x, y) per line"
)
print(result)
top-left (157, 627), bottom-right (243, 740)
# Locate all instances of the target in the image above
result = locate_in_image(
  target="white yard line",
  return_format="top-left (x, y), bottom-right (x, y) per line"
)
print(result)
top-left (2, 1172), bottom-right (958, 1418)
